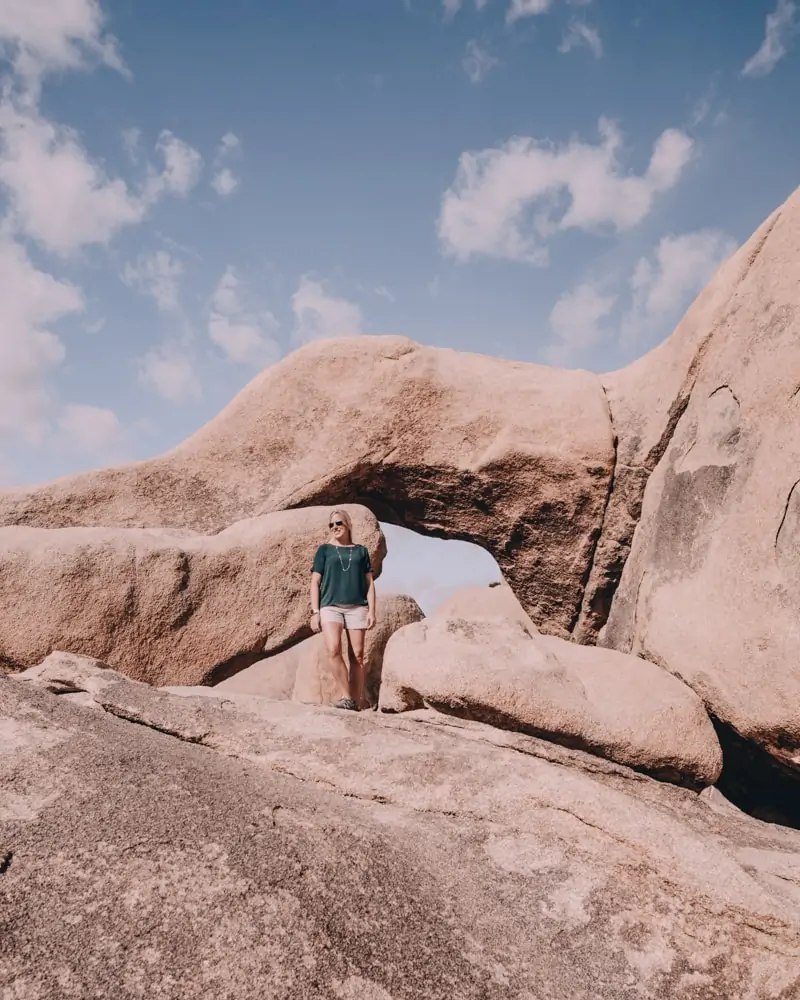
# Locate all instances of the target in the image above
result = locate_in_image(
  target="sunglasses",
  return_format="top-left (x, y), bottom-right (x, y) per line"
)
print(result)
top-left (329, 520), bottom-right (344, 528)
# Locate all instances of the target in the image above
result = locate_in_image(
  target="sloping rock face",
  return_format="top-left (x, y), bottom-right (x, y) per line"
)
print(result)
top-left (0, 506), bottom-right (384, 686)
top-left (218, 592), bottom-right (424, 707)
top-left (3, 665), bottom-right (799, 1000)
top-left (378, 613), bottom-right (722, 788)
top-left (0, 337), bottom-right (615, 637)
top-left (598, 186), bottom-right (800, 803)
top-left (434, 580), bottom-right (538, 636)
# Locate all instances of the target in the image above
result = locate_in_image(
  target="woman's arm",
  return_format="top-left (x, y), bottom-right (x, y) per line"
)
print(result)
top-left (365, 572), bottom-right (376, 630)
top-left (310, 571), bottom-right (322, 632)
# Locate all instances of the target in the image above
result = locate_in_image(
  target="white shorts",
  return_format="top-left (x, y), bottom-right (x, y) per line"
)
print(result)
top-left (319, 604), bottom-right (369, 629)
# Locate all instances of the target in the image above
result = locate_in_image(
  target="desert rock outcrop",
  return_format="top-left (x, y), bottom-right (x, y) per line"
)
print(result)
top-left (218, 592), bottom-right (424, 707)
top-left (0, 505), bottom-right (384, 687)
top-left (379, 613), bottom-right (722, 788)
top-left (0, 337), bottom-right (615, 636)
top-left (598, 186), bottom-right (800, 801)
top-left (3, 665), bottom-right (799, 1000)
top-left (434, 580), bottom-right (538, 635)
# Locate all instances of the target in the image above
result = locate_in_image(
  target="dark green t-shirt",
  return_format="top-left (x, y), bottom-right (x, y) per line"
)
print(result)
top-left (312, 544), bottom-right (372, 608)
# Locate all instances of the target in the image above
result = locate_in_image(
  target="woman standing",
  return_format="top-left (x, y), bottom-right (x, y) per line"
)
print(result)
top-left (310, 509), bottom-right (376, 711)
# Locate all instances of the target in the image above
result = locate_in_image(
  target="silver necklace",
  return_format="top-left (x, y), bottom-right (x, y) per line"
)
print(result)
top-left (334, 544), bottom-right (353, 572)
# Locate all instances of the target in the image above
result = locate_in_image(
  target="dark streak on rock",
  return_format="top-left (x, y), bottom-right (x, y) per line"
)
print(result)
top-left (775, 479), bottom-right (800, 549)
top-left (569, 382), bottom-right (618, 636)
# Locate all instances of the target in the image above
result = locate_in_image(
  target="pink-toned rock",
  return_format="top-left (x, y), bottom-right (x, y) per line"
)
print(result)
top-left (0, 505), bottom-right (384, 687)
top-left (0, 337), bottom-right (615, 637)
top-left (379, 613), bottom-right (722, 788)
top-left (217, 592), bottom-right (424, 707)
top-left (5, 666), bottom-right (800, 999)
top-left (599, 185), bottom-right (800, 793)
top-left (435, 581), bottom-right (538, 636)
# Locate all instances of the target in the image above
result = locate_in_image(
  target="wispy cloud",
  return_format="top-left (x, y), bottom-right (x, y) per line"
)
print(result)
top-left (438, 118), bottom-right (693, 264)
top-left (0, 0), bottom-right (127, 95)
top-left (0, 107), bottom-right (203, 256)
top-left (122, 251), bottom-right (185, 313)
top-left (506, 0), bottom-right (552, 25)
top-left (546, 282), bottom-right (616, 364)
top-left (559, 20), bottom-right (603, 58)
top-left (211, 167), bottom-right (239, 197)
top-left (208, 267), bottom-right (280, 368)
top-left (292, 277), bottom-right (363, 344)
top-left (621, 229), bottom-right (736, 342)
top-left (741, 0), bottom-right (798, 78)
top-left (211, 132), bottom-right (241, 196)
top-left (463, 40), bottom-right (500, 83)
top-left (139, 345), bottom-right (202, 402)
top-left (0, 238), bottom-right (81, 446)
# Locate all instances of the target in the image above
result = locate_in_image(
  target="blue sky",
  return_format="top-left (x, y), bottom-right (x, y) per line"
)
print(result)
top-left (0, 0), bottom-right (798, 611)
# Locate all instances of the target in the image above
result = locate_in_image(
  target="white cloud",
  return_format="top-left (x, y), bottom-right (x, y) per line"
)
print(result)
top-left (0, 103), bottom-right (203, 255)
top-left (622, 229), bottom-right (736, 342)
top-left (0, 102), bottom-right (144, 255)
top-left (741, 0), bottom-right (798, 78)
top-left (375, 285), bottom-right (396, 303)
top-left (122, 251), bottom-right (184, 312)
top-left (559, 20), bottom-right (603, 58)
top-left (506, 0), bottom-right (551, 24)
top-left (443, 0), bottom-right (463, 19)
top-left (145, 130), bottom-right (203, 199)
top-left (208, 266), bottom-right (280, 368)
top-left (438, 117), bottom-right (693, 264)
top-left (139, 345), bottom-right (201, 402)
top-left (463, 40), bottom-right (499, 83)
top-left (55, 403), bottom-right (126, 460)
top-left (211, 167), bottom-right (239, 197)
top-left (0, 0), bottom-right (125, 90)
top-left (219, 132), bottom-right (240, 155)
top-left (547, 282), bottom-right (616, 363)
top-left (292, 277), bottom-right (363, 344)
top-left (121, 126), bottom-right (141, 160)
top-left (0, 237), bottom-right (83, 446)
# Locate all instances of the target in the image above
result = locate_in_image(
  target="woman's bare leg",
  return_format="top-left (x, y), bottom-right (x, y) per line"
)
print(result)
top-left (347, 628), bottom-right (368, 710)
top-left (321, 621), bottom-right (351, 702)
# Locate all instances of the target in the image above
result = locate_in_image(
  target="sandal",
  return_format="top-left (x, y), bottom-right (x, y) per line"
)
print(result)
top-left (333, 698), bottom-right (358, 711)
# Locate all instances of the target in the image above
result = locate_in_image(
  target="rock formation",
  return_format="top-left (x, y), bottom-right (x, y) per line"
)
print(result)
top-left (218, 592), bottom-right (424, 707)
top-left (379, 604), bottom-right (722, 788)
top-left (0, 506), bottom-right (384, 686)
top-left (1, 186), bottom-right (800, 823)
top-left (597, 187), bottom-right (800, 811)
top-left (434, 580), bottom-right (538, 635)
top-left (3, 662), bottom-right (799, 1000)
top-left (0, 337), bottom-right (615, 637)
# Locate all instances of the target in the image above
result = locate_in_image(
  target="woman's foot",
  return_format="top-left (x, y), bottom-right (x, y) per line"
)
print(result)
top-left (333, 697), bottom-right (358, 711)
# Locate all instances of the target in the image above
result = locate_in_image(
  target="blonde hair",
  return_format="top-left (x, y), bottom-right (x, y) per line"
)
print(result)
top-left (328, 508), bottom-right (354, 540)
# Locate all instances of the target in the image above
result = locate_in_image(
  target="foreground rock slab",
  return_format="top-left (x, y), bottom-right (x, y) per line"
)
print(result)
top-left (3, 663), bottom-right (800, 999)
top-left (0, 336), bottom-right (615, 636)
top-left (379, 613), bottom-right (722, 788)
top-left (0, 505), bottom-right (383, 686)
top-left (218, 592), bottom-right (424, 707)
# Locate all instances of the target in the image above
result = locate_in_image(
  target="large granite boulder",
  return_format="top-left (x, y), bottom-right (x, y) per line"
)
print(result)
top-left (599, 185), bottom-right (800, 803)
top-left (434, 580), bottom-right (538, 635)
top-left (379, 613), bottom-right (722, 788)
top-left (217, 592), bottom-right (424, 707)
top-left (3, 664), bottom-right (799, 999)
top-left (0, 505), bottom-right (384, 687)
top-left (0, 336), bottom-right (615, 637)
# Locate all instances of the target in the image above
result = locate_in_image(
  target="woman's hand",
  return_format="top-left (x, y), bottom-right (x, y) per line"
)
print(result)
top-left (366, 610), bottom-right (376, 631)
top-left (310, 612), bottom-right (321, 634)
